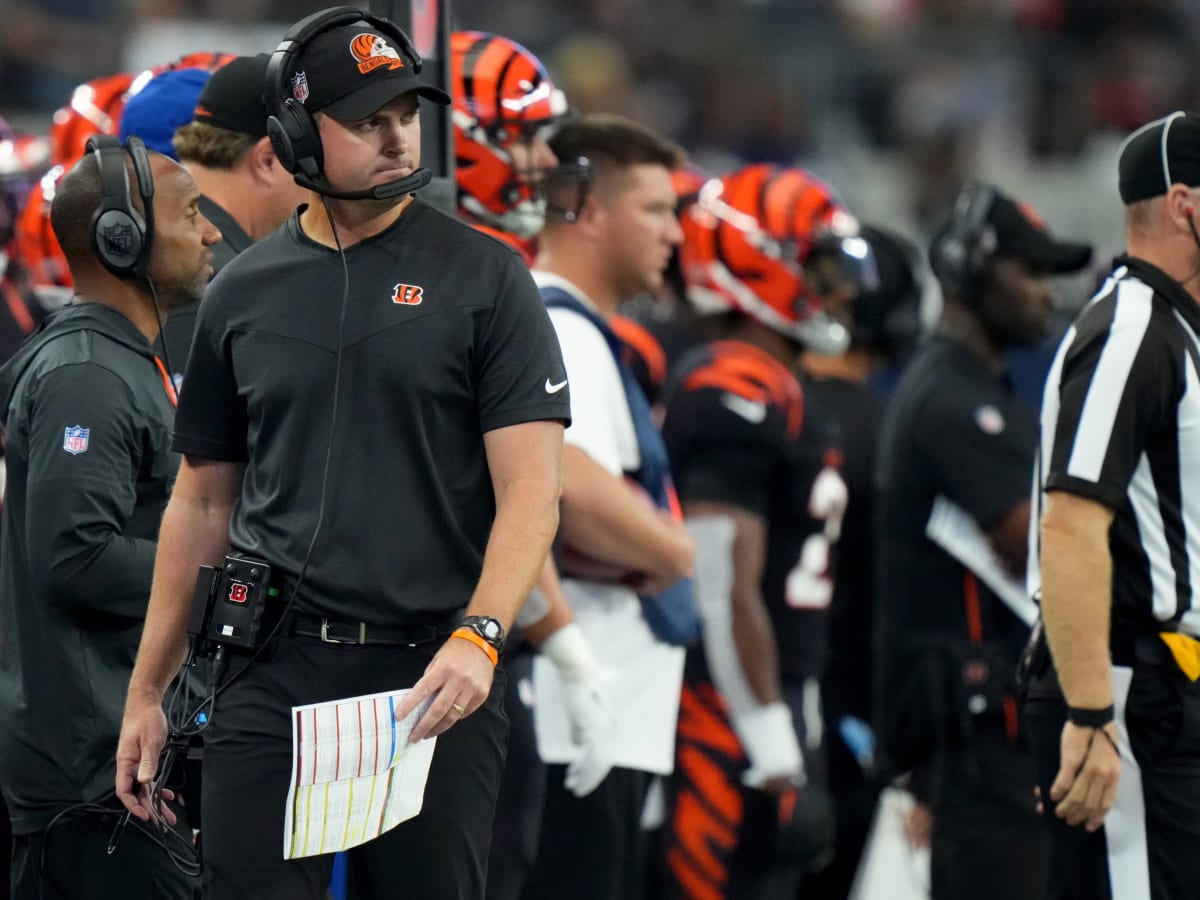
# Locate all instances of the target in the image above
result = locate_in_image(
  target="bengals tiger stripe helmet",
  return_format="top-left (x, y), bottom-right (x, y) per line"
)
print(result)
top-left (451, 31), bottom-right (586, 238)
top-left (48, 53), bottom-right (235, 170)
top-left (670, 166), bottom-right (715, 211)
top-left (679, 163), bottom-right (877, 355)
top-left (48, 72), bottom-right (137, 167)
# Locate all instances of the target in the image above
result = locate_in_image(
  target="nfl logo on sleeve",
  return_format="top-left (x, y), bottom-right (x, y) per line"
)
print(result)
top-left (62, 425), bottom-right (89, 455)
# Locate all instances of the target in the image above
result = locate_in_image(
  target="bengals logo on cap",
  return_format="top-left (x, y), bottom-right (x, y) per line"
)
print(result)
top-left (350, 33), bottom-right (406, 75)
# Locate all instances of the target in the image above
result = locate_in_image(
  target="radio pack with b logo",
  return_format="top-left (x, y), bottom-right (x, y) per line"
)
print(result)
top-left (188, 555), bottom-right (275, 654)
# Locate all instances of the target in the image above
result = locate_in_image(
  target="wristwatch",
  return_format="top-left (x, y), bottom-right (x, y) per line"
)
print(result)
top-left (459, 615), bottom-right (506, 653)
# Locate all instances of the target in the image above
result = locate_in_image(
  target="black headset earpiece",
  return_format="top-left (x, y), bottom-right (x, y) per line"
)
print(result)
top-left (931, 184), bottom-right (996, 300)
top-left (265, 5), bottom-right (426, 191)
top-left (87, 134), bottom-right (155, 280)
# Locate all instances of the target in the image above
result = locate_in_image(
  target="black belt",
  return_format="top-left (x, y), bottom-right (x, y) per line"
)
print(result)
top-left (288, 612), bottom-right (456, 646)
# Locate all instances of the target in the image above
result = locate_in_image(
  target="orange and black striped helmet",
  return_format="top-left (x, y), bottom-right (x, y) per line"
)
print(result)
top-left (48, 53), bottom-right (235, 170)
top-left (679, 163), bottom-right (876, 355)
top-left (670, 166), bottom-right (715, 211)
top-left (451, 31), bottom-right (584, 238)
top-left (48, 72), bottom-right (137, 167)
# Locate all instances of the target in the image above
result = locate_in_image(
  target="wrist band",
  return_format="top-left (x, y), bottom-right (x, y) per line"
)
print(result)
top-left (730, 702), bottom-right (804, 782)
top-left (1066, 705), bottom-right (1115, 728)
top-left (451, 627), bottom-right (499, 666)
top-left (539, 622), bottom-right (600, 682)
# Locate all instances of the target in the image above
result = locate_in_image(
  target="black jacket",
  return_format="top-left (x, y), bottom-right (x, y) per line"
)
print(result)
top-left (0, 303), bottom-right (178, 833)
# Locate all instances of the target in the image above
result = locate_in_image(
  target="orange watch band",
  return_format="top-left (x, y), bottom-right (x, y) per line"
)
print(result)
top-left (451, 627), bottom-right (499, 666)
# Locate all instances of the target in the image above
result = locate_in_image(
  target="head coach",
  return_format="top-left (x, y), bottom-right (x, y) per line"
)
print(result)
top-left (114, 6), bottom-right (570, 898)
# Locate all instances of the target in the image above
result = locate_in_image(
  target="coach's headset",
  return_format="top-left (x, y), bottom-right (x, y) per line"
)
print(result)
top-left (928, 183), bottom-right (996, 301)
top-left (86, 134), bottom-right (155, 279)
top-left (265, 6), bottom-right (434, 201)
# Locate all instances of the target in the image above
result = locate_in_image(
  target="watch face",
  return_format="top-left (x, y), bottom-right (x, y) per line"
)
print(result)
top-left (463, 615), bottom-right (504, 646)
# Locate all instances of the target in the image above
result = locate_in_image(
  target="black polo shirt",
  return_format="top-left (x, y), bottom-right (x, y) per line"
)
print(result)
top-left (875, 336), bottom-right (1036, 667)
top-left (175, 198), bottom-right (570, 623)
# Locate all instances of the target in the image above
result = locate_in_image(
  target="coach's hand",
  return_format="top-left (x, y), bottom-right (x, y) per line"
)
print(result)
top-left (396, 636), bottom-right (495, 742)
top-left (1050, 721), bottom-right (1120, 832)
top-left (115, 698), bottom-right (177, 826)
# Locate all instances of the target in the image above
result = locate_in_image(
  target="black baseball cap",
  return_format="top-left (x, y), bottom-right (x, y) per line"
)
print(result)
top-left (192, 54), bottom-right (271, 138)
top-left (930, 187), bottom-right (1093, 277)
top-left (985, 192), bottom-right (1092, 274)
top-left (1118, 111), bottom-right (1200, 205)
top-left (289, 22), bottom-right (450, 120)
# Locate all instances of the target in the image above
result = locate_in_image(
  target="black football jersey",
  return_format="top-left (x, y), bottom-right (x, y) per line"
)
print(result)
top-left (661, 340), bottom-right (845, 679)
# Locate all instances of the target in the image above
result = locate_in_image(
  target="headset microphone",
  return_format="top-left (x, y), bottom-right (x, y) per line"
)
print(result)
top-left (293, 167), bottom-right (433, 201)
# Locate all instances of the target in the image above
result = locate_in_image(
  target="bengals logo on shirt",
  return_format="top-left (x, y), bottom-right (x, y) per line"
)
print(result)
top-left (392, 283), bottom-right (423, 305)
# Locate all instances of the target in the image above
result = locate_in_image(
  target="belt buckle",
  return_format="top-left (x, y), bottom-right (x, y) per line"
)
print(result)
top-left (320, 617), bottom-right (366, 645)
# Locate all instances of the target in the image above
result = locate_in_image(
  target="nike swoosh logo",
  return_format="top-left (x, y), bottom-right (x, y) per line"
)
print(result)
top-left (545, 378), bottom-right (568, 394)
top-left (720, 392), bottom-right (767, 424)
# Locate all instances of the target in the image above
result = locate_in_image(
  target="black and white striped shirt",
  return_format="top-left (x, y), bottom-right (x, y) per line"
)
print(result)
top-left (1031, 255), bottom-right (1200, 640)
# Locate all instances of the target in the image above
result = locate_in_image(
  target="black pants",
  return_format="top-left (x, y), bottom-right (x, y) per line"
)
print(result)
top-left (486, 651), bottom-right (544, 900)
top-left (522, 766), bottom-right (651, 900)
top-left (200, 633), bottom-right (508, 900)
top-left (926, 734), bottom-right (1049, 900)
top-left (1025, 662), bottom-right (1200, 900)
top-left (10, 802), bottom-right (197, 900)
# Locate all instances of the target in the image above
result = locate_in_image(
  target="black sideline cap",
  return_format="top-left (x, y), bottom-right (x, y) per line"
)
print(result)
top-left (984, 193), bottom-right (1092, 274)
top-left (929, 187), bottom-right (1092, 277)
top-left (192, 54), bottom-right (271, 138)
top-left (1118, 111), bottom-right (1200, 205)
top-left (288, 23), bottom-right (450, 121)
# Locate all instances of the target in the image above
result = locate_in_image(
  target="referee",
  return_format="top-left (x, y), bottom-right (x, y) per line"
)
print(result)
top-left (1026, 110), bottom-right (1200, 900)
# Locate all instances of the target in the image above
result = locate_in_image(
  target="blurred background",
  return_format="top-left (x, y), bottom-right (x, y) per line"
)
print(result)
top-left (4, 0), bottom-right (1198, 287)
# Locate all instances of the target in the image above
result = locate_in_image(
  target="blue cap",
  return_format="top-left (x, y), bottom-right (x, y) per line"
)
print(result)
top-left (118, 67), bottom-right (212, 159)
